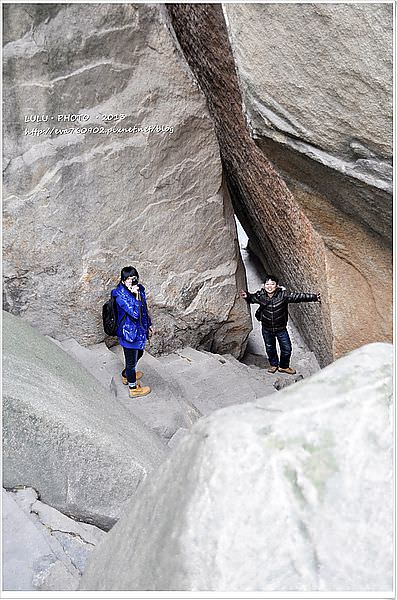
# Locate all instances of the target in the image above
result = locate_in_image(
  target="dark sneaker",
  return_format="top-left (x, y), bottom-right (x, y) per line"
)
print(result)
top-left (278, 367), bottom-right (296, 375)
top-left (267, 366), bottom-right (278, 373)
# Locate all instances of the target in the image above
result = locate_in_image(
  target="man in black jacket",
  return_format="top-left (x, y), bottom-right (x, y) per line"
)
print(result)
top-left (240, 275), bottom-right (321, 374)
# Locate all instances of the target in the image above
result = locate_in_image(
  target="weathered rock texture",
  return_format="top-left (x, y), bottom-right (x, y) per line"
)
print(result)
top-left (3, 311), bottom-right (167, 530)
top-left (223, 3), bottom-right (393, 359)
top-left (166, 4), bottom-right (392, 365)
top-left (80, 342), bottom-right (393, 592)
top-left (3, 487), bottom-right (105, 591)
top-left (2, 3), bottom-right (250, 357)
top-left (224, 3), bottom-right (392, 231)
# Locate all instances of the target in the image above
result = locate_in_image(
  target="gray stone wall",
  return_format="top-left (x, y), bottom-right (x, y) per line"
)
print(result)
top-left (3, 3), bottom-right (250, 356)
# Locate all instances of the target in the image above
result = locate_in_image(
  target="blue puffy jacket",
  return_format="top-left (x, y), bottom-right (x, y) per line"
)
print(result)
top-left (111, 283), bottom-right (152, 349)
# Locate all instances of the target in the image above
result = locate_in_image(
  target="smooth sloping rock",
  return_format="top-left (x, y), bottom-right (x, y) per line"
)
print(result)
top-left (3, 312), bottom-right (167, 530)
top-left (3, 2), bottom-right (250, 357)
top-left (80, 343), bottom-right (393, 592)
top-left (3, 487), bottom-right (106, 591)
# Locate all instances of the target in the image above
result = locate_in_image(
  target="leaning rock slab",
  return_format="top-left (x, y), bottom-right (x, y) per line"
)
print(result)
top-left (80, 342), bottom-right (393, 592)
top-left (224, 3), bottom-right (392, 200)
top-left (3, 311), bottom-right (167, 530)
top-left (3, 3), bottom-right (250, 357)
top-left (167, 5), bottom-right (392, 366)
top-left (223, 3), bottom-right (392, 358)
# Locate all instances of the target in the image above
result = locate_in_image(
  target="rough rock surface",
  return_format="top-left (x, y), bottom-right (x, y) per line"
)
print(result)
top-left (80, 342), bottom-right (393, 592)
top-left (223, 3), bottom-right (393, 357)
top-left (3, 3), bottom-right (250, 357)
top-left (3, 311), bottom-right (167, 530)
top-left (3, 489), bottom-right (79, 591)
top-left (2, 487), bottom-right (105, 591)
top-left (224, 3), bottom-right (392, 212)
top-left (167, 5), bottom-right (392, 365)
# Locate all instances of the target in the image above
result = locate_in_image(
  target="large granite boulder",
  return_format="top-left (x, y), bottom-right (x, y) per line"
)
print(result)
top-left (2, 3), bottom-right (250, 357)
top-left (80, 342), bottom-right (393, 591)
top-left (167, 5), bottom-right (392, 365)
top-left (223, 3), bottom-right (393, 357)
top-left (3, 311), bottom-right (167, 530)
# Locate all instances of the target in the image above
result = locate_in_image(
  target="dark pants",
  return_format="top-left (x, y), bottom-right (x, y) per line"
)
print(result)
top-left (122, 348), bottom-right (144, 384)
top-left (261, 326), bottom-right (292, 369)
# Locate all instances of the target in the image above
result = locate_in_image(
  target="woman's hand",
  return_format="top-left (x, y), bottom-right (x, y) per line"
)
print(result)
top-left (148, 326), bottom-right (154, 338)
top-left (129, 284), bottom-right (139, 295)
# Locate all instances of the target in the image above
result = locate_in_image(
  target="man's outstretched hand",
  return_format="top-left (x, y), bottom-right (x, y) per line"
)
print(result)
top-left (239, 289), bottom-right (248, 299)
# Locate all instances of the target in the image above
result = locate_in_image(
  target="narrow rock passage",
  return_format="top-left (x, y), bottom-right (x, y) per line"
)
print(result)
top-left (235, 218), bottom-right (320, 378)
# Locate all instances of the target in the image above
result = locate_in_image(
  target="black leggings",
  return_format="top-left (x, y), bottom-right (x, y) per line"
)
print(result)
top-left (122, 348), bottom-right (144, 384)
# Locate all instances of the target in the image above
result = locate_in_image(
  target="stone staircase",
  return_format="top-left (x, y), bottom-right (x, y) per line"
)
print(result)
top-left (52, 337), bottom-right (317, 445)
top-left (47, 220), bottom-right (321, 447)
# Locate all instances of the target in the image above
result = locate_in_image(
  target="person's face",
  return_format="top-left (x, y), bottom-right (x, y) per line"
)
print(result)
top-left (264, 279), bottom-right (277, 294)
top-left (124, 276), bottom-right (135, 287)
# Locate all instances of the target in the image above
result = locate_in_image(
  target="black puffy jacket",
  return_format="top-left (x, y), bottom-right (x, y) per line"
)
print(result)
top-left (246, 288), bottom-right (318, 332)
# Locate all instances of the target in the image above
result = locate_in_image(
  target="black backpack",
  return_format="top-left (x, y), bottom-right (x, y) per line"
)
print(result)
top-left (102, 294), bottom-right (126, 336)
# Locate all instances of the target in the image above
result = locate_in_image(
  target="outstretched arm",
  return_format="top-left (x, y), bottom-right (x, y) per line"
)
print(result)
top-left (286, 292), bottom-right (321, 303)
top-left (239, 289), bottom-right (261, 304)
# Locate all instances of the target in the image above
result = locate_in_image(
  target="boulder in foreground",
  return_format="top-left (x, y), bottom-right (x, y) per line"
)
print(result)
top-left (3, 312), bottom-right (167, 530)
top-left (80, 342), bottom-right (393, 591)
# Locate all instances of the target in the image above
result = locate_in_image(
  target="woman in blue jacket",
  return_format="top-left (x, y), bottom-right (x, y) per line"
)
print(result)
top-left (112, 266), bottom-right (153, 398)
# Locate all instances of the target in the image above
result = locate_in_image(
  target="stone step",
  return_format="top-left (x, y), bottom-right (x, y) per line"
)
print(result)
top-left (51, 337), bottom-right (296, 438)
top-left (57, 338), bottom-right (119, 393)
top-left (165, 357), bottom-right (275, 415)
top-left (109, 346), bottom-right (202, 440)
top-left (180, 349), bottom-right (275, 394)
top-left (52, 338), bottom-right (201, 441)
top-left (158, 347), bottom-right (223, 373)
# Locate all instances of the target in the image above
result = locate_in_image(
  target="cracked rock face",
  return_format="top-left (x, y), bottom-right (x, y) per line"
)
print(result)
top-left (3, 3), bottom-right (250, 356)
top-left (2, 487), bottom-right (106, 591)
top-left (80, 342), bottom-right (393, 592)
top-left (3, 311), bottom-right (167, 530)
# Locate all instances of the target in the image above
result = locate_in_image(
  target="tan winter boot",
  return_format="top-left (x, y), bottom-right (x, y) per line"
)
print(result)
top-left (129, 384), bottom-right (151, 398)
top-left (122, 371), bottom-right (143, 385)
top-left (278, 367), bottom-right (296, 375)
